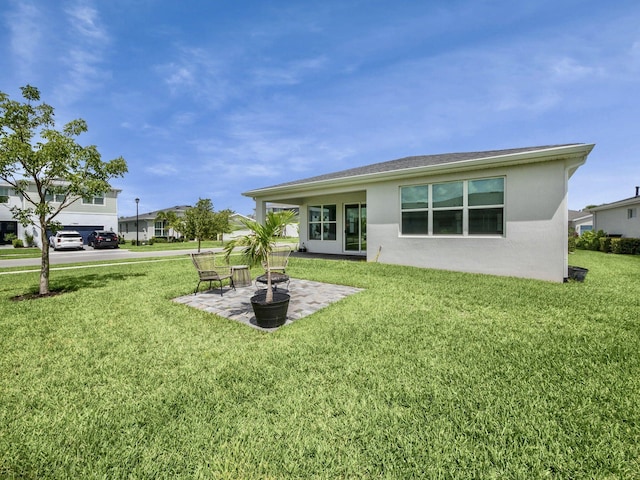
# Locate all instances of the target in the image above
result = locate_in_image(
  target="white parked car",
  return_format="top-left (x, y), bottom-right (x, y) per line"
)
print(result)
top-left (50, 230), bottom-right (84, 251)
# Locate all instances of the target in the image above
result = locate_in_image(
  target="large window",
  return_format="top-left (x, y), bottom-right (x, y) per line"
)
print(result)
top-left (82, 195), bottom-right (105, 205)
top-left (308, 205), bottom-right (337, 240)
top-left (400, 177), bottom-right (504, 236)
top-left (45, 191), bottom-right (66, 203)
top-left (433, 181), bottom-right (463, 234)
top-left (401, 185), bottom-right (429, 234)
top-left (0, 186), bottom-right (10, 203)
top-left (468, 178), bottom-right (504, 234)
top-left (155, 221), bottom-right (166, 237)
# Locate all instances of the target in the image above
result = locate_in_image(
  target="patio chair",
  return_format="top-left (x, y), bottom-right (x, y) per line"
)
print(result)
top-left (190, 251), bottom-right (235, 296)
top-left (262, 246), bottom-right (291, 274)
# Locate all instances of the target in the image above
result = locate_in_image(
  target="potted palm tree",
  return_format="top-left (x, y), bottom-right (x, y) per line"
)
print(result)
top-left (224, 210), bottom-right (297, 328)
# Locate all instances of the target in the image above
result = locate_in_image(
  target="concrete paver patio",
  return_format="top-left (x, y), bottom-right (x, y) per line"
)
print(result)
top-left (173, 278), bottom-right (363, 331)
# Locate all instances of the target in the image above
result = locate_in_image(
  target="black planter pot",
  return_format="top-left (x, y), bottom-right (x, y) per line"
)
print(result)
top-left (250, 290), bottom-right (290, 328)
top-left (568, 265), bottom-right (589, 282)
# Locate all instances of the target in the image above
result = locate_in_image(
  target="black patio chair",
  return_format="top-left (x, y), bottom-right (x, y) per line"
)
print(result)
top-left (190, 251), bottom-right (235, 296)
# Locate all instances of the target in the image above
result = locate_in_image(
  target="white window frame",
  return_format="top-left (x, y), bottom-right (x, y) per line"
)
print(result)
top-left (0, 186), bottom-right (10, 203)
top-left (400, 176), bottom-right (505, 237)
top-left (82, 195), bottom-right (105, 205)
top-left (155, 221), bottom-right (166, 237)
top-left (308, 204), bottom-right (337, 241)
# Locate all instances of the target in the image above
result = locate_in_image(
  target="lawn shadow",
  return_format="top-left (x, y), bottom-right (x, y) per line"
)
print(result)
top-left (10, 271), bottom-right (147, 301)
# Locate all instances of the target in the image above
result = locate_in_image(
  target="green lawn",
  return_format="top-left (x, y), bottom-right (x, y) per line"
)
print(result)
top-left (0, 247), bottom-right (41, 259)
top-left (1, 250), bottom-right (638, 478)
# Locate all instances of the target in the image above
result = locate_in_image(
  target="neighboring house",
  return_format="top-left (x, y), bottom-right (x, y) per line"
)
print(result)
top-left (0, 182), bottom-right (120, 247)
top-left (569, 209), bottom-right (593, 235)
top-left (244, 144), bottom-right (594, 283)
top-left (265, 203), bottom-right (299, 238)
top-left (224, 212), bottom-right (256, 240)
top-left (118, 205), bottom-right (190, 242)
top-left (588, 187), bottom-right (640, 238)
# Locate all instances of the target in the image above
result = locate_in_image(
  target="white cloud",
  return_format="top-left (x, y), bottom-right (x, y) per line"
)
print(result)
top-left (144, 163), bottom-right (179, 176)
top-left (65, 2), bottom-right (107, 42)
top-left (5, 1), bottom-right (43, 78)
top-left (55, 0), bottom-right (110, 102)
top-left (251, 55), bottom-right (328, 86)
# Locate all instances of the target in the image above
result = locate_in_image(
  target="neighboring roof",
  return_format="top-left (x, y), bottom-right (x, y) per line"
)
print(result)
top-left (568, 210), bottom-right (593, 222)
top-left (588, 194), bottom-right (640, 212)
top-left (118, 205), bottom-right (191, 221)
top-left (244, 143), bottom-right (594, 197)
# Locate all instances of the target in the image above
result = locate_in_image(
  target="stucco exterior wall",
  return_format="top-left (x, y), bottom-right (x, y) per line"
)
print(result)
top-left (366, 161), bottom-right (569, 282)
top-left (593, 203), bottom-right (640, 237)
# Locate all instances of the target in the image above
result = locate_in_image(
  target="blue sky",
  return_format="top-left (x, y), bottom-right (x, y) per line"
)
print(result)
top-left (2, 0), bottom-right (639, 218)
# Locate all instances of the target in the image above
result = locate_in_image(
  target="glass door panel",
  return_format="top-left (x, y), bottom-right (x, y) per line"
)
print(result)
top-left (345, 204), bottom-right (366, 252)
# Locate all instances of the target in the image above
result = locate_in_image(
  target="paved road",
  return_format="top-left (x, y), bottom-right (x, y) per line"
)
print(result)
top-left (0, 247), bottom-right (207, 269)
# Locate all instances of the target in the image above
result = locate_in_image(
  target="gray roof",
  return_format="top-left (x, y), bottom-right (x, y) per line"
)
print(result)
top-left (119, 205), bottom-right (191, 221)
top-left (568, 209), bottom-right (592, 221)
top-left (248, 144), bottom-right (584, 193)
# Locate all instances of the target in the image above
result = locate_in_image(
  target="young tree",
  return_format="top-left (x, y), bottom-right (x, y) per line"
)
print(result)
top-left (0, 85), bottom-right (127, 295)
top-left (212, 208), bottom-right (233, 242)
top-left (183, 198), bottom-right (216, 252)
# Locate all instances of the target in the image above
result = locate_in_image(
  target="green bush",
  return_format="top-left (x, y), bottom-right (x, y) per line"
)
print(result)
top-left (24, 232), bottom-right (36, 247)
top-left (610, 238), bottom-right (621, 254)
top-left (619, 237), bottom-right (640, 255)
top-left (596, 237), bottom-right (640, 255)
top-left (12, 238), bottom-right (24, 248)
top-left (599, 237), bottom-right (612, 253)
top-left (568, 228), bottom-right (577, 252)
top-left (576, 230), bottom-right (607, 251)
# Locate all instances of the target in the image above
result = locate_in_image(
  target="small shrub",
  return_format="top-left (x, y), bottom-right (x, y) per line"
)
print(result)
top-left (24, 232), bottom-right (36, 247)
top-left (568, 228), bottom-right (577, 252)
top-left (12, 238), bottom-right (24, 248)
top-left (599, 237), bottom-right (612, 253)
top-left (610, 238), bottom-right (622, 254)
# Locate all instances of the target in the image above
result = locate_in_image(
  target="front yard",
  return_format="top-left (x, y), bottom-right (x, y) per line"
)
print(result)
top-left (1, 250), bottom-right (638, 478)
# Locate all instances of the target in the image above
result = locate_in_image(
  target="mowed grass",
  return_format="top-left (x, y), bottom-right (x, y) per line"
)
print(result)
top-left (1, 250), bottom-right (638, 478)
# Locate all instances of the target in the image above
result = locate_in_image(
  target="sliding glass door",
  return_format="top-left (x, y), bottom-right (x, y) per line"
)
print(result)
top-left (344, 204), bottom-right (366, 252)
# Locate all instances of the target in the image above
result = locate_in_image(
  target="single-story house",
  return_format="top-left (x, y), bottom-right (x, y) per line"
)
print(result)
top-left (588, 187), bottom-right (640, 238)
top-left (1, 182), bottom-right (120, 247)
top-left (118, 205), bottom-right (190, 242)
top-left (568, 210), bottom-right (593, 235)
top-left (244, 144), bottom-right (595, 283)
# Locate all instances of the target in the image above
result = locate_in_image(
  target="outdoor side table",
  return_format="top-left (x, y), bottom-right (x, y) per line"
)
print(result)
top-left (231, 265), bottom-right (251, 287)
top-left (255, 272), bottom-right (290, 291)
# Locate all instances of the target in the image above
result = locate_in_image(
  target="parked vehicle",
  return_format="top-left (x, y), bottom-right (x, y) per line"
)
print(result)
top-left (50, 231), bottom-right (84, 251)
top-left (87, 230), bottom-right (119, 249)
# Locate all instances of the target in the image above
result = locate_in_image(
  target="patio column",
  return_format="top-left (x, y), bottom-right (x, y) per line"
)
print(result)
top-left (255, 199), bottom-right (266, 224)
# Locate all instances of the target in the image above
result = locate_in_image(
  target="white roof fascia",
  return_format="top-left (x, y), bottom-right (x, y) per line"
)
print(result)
top-left (589, 196), bottom-right (640, 212)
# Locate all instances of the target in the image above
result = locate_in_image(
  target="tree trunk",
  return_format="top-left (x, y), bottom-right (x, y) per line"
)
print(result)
top-left (265, 257), bottom-right (273, 303)
top-left (39, 221), bottom-right (50, 295)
